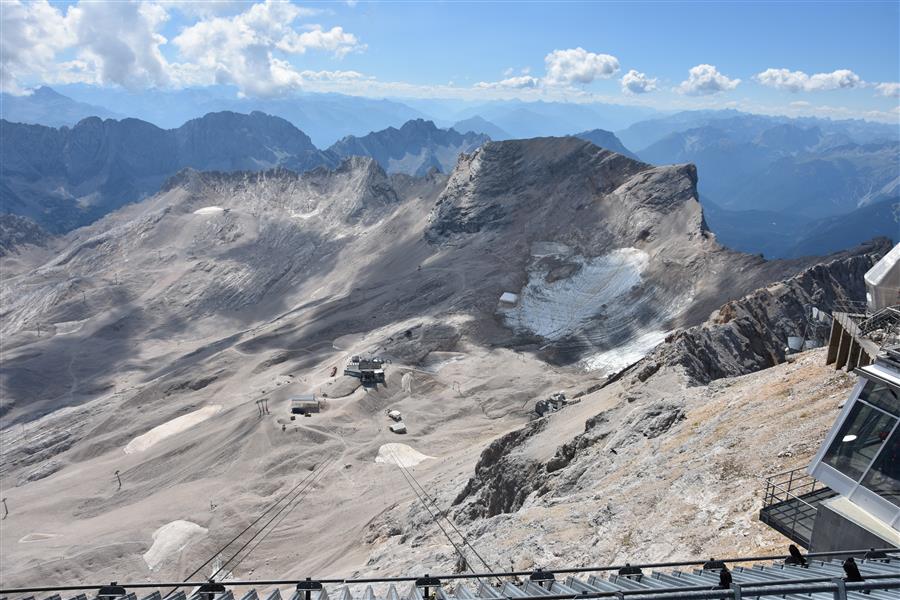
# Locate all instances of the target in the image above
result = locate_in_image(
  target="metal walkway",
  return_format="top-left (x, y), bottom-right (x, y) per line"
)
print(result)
top-left (4, 557), bottom-right (900, 600)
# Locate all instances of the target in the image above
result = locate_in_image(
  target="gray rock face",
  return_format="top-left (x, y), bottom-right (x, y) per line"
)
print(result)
top-left (452, 418), bottom-right (548, 521)
top-left (0, 111), bottom-right (338, 233)
top-left (0, 214), bottom-right (50, 256)
top-left (328, 119), bottom-right (489, 176)
top-left (427, 137), bottom-right (650, 240)
top-left (633, 239), bottom-right (890, 385)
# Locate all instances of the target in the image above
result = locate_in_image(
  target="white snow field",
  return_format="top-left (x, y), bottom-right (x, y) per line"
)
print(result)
top-left (193, 206), bottom-right (226, 215)
top-left (142, 520), bottom-right (208, 570)
top-left (375, 443), bottom-right (434, 468)
top-left (580, 329), bottom-right (670, 373)
top-left (124, 405), bottom-right (222, 454)
top-left (502, 247), bottom-right (649, 340)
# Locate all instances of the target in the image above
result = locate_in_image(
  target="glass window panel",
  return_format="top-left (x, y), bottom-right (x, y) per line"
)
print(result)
top-left (823, 401), bottom-right (897, 482)
top-left (859, 380), bottom-right (900, 416)
top-left (860, 425), bottom-right (900, 507)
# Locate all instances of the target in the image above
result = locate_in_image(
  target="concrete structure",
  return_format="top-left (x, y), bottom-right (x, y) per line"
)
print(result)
top-left (826, 312), bottom-right (879, 370)
top-left (866, 243), bottom-right (900, 313)
top-left (344, 356), bottom-right (386, 384)
top-left (760, 350), bottom-right (900, 551)
top-left (290, 395), bottom-right (320, 415)
top-left (535, 392), bottom-right (570, 417)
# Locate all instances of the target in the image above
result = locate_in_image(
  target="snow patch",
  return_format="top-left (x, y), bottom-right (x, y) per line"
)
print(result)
top-left (193, 206), bottom-right (225, 215)
top-left (143, 520), bottom-right (207, 571)
top-left (503, 248), bottom-right (649, 340)
top-left (375, 443), bottom-right (434, 468)
top-left (580, 329), bottom-right (670, 375)
top-left (19, 533), bottom-right (60, 543)
top-left (54, 320), bottom-right (85, 335)
top-left (124, 405), bottom-right (222, 454)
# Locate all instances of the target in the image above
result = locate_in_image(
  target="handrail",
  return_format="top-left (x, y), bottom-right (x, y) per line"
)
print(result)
top-left (759, 476), bottom-right (819, 511)
top-left (2, 548), bottom-right (898, 595)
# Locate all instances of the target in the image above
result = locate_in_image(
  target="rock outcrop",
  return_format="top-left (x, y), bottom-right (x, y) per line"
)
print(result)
top-left (328, 119), bottom-right (489, 176)
top-left (0, 214), bottom-right (50, 256)
top-left (632, 238), bottom-right (890, 385)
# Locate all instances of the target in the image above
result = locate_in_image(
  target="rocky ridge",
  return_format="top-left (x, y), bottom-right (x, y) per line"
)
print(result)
top-left (328, 119), bottom-right (489, 176)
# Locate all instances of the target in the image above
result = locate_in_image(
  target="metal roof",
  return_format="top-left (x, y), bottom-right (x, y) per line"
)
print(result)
top-left (5, 558), bottom-right (900, 600)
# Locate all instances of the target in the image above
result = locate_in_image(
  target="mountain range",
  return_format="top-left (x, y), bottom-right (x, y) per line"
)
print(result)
top-left (623, 112), bottom-right (899, 257)
top-left (1, 131), bottom-right (887, 584)
top-left (0, 114), bottom-right (496, 233)
top-left (2, 88), bottom-right (897, 257)
top-left (0, 111), bottom-right (337, 232)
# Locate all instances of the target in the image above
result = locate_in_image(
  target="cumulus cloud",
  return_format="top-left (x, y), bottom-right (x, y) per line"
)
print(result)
top-left (875, 82), bottom-right (900, 98)
top-left (678, 64), bottom-right (740, 96)
top-left (0, 0), bottom-right (364, 97)
top-left (620, 69), bottom-right (656, 95)
top-left (0, 0), bottom-right (76, 94)
top-left (544, 47), bottom-right (619, 85)
top-left (755, 68), bottom-right (862, 92)
top-left (68, 1), bottom-right (173, 89)
top-left (173, 1), bottom-right (364, 95)
top-left (474, 75), bottom-right (540, 90)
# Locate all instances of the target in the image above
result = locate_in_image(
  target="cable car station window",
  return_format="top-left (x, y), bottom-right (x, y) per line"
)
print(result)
top-left (859, 379), bottom-right (900, 416)
top-left (860, 425), bottom-right (900, 507)
top-left (822, 400), bottom-right (897, 482)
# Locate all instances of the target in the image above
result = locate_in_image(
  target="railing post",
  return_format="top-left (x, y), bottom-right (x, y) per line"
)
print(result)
top-left (832, 577), bottom-right (847, 600)
top-left (731, 583), bottom-right (742, 600)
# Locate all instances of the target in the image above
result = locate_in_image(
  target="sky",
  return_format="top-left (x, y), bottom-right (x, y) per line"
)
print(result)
top-left (2, 0), bottom-right (899, 122)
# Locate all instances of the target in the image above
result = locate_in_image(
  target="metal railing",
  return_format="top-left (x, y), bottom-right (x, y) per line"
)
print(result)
top-left (860, 306), bottom-right (900, 336)
top-left (3, 548), bottom-right (899, 597)
top-left (759, 467), bottom-right (830, 546)
top-left (761, 466), bottom-right (824, 507)
top-left (832, 299), bottom-right (870, 316)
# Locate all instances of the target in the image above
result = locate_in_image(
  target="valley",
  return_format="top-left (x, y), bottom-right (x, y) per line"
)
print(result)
top-left (0, 135), bottom-right (889, 586)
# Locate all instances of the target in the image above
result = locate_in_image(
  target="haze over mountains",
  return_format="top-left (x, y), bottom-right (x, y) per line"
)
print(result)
top-left (1, 86), bottom-right (897, 257)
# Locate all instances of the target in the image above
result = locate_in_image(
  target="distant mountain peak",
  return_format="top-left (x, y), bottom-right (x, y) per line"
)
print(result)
top-left (574, 129), bottom-right (639, 160)
top-left (327, 118), bottom-right (489, 176)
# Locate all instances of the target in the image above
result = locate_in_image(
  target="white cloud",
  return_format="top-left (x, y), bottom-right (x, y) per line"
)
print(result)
top-left (298, 69), bottom-right (366, 82)
top-left (67, 1), bottom-right (173, 89)
top-left (544, 47), bottom-right (619, 86)
top-left (0, 0), bottom-right (364, 97)
top-left (474, 75), bottom-right (539, 90)
top-left (620, 69), bottom-right (657, 95)
top-left (755, 68), bottom-right (862, 92)
top-left (677, 64), bottom-right (740, 96)
top-left (171, 0), bottom-right (364, 96)
top-left (875, 82), bottom-right (900, 98)
top-left (0, 0), bottom-right (76, 94)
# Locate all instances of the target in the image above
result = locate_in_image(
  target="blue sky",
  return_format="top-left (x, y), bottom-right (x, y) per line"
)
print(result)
top-left (3, 0), bottom-right (899, 121)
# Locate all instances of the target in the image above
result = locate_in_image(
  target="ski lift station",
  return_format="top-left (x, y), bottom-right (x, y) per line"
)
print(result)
top-left (290, 394), bottom-right (320, 415)
top-left (345, 356), bottom-right (386, 384)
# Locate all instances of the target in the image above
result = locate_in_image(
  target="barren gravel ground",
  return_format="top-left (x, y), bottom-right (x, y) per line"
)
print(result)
top-left (0, 140), bottom-right (878, 588)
